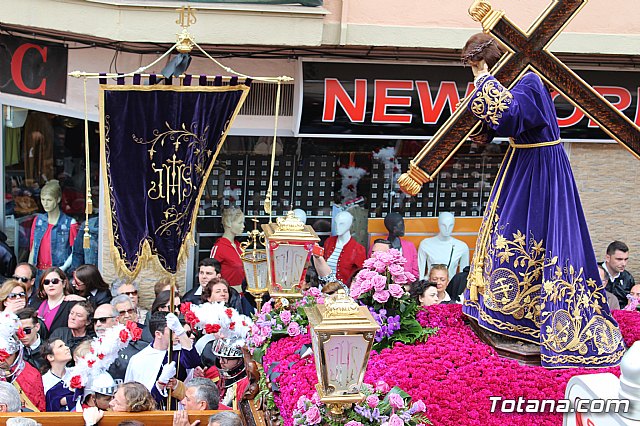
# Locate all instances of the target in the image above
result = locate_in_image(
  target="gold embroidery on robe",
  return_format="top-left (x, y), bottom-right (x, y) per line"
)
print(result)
top-left (470, 79), bottom-right (513, 125)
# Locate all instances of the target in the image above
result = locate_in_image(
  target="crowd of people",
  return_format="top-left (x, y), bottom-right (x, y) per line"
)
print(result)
top-left (0, 257), bottom-right (247, 426)
top-left (0, 235), bottom-right (636, 425)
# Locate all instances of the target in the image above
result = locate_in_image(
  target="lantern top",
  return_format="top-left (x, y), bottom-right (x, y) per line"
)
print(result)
top-left (262, 211), bottom-right (320, 243)
top-left (324, 290), bottom-right (359, 318)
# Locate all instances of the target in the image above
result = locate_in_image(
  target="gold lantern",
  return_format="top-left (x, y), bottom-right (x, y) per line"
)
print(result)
top-left (240, 218), bottom-right (269, 312)
top-left (261, 211), bottom-right (320, 298)
top-left (304, 290), bottom-right (380, 415)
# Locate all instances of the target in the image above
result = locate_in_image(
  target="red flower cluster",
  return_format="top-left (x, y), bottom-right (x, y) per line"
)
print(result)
top-left (612, 309), bottom-right (640, 347)
top-left (125, 321), bottom-right (142, 341)
top-left (70, 375), bottom-right (83, 390)
top-left (181, 303), bottom-right (201, 328)
top-left (205, 324), bottom-right (221, 334)
top-left (16, 328), bottom-right (25, 339)
top-left (267, 304), bottom-right (627, 426)
top-left (226, 308), bottom-right (233, 318)
top-left (0, 349), bottom-right (9, 362)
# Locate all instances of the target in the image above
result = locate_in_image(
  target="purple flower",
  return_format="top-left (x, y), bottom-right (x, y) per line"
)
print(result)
top-left (287, 321), bottom-right (301, 337)
top-left (345, 422), bottom-right (364, 426)
top-left (389, 392), bottom-right (405, 410)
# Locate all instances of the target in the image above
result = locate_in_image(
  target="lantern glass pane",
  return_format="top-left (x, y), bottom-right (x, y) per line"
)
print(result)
top-left (271, 243), bottom-right (308, 291)
top-left (323, 334), bottom-right (368, 395)
top-left (242, 250), bottom-right (268, 291)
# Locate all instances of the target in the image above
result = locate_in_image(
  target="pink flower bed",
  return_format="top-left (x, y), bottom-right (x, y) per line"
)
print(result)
top-left (266, 304), bottom-right (637, 426)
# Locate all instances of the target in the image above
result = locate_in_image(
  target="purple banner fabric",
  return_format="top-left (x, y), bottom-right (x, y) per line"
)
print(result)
top-left (102, 84), bottom-right (249, 274)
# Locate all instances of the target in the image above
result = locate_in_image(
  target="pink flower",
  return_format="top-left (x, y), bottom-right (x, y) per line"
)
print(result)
top-left (373, 290), bottom-right (390, 304)
top-left (375, 380), bottom-right (390, 393)
top-left (388, 414), bottom-right (404, 426)
top-left (304, 405), bottom-right (322, 424)
top-left (411, 399), bottom-right (426, 412)
top-left (388, 284), bottom-right (405, 298)
top-left (388, 264), bottom-right (405, 277)
top-left (280, 310), bottom-right (292, 325)
top-left (262, 302), bottom-right (272, 314)
top-left (372, 274), bottom-right (387, 291)
top-left (373, 260), bottom-right (387, 273)
top-left (389, 392), bottom-right (405, 410)
top-left (287, 321), bottom-right (301, 337)
top-left (366, 394), bottom-right (379, 408)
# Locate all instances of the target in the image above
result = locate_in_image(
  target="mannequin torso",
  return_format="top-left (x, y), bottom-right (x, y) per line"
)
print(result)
top-left (418, 213), bottom-right (469, 279)
top-left (323, 211), bottom-right (365, 285)
top-left (211, 209), bottom-right (245, 292)
top-left (383, 213), bottom-right (418, 278)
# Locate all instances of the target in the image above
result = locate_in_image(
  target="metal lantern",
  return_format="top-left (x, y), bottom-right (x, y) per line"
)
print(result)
top-left (240, 218), bottom-right (269, 312)
top-left (261, 211), bottom-right (320, 298)
top-left (304, 290), bottom-right (380, 415)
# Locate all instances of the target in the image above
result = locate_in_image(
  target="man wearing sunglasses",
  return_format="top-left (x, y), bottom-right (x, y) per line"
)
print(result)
top-left (93, 303), bottom-right (149, 383)
top-left (12, 263), bottom-right (37, 304)
top-left (15, 307), bottom-right (45, 371)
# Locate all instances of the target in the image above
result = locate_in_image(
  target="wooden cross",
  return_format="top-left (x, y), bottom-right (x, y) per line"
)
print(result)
top-left (398, 0), bottom-right (640, 196)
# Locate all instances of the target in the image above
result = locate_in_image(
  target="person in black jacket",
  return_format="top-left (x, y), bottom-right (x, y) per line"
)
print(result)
top-left (16, 307), bottom-right (47, 370)
top-left (182, 258), bottom-right (221, 305)
top-left (201, 277), bottom-right (253, 316)
top-left (49, 300), bottom-right (96, 354)
top-left (447, 265), bottom-right (470, 304)
top-left (0, 230), bottom-right (17, 283)
top-left (602, 241), bottom-right (636, 308)
top-left (29, 267), bottom-right (76, 335)
top-left (71, 264), bottom-right (112, 307)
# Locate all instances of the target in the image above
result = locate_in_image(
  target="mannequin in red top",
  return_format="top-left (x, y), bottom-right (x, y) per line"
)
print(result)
top-left (210, 208), bottom-right (245, 294)
top-left (322, 210), bottom-right (366, 285)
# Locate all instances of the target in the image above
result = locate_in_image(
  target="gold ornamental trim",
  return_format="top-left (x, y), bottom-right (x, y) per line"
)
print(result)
top-left (324, 290), bottom-right (360, 318)
top-left (469, 0), bottom-right (505, 33)
top-left (397, 161), bottom-right (432, 196)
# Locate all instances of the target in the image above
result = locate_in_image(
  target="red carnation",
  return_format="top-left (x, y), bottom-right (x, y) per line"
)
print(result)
top-left (0, 349), bottom-right (10, 362)
top-left (126, 321), bottom-right (142, 341)
top-left (205, 323), bottom-right (221, 334)
top-left (119, 329), bottom-right (130, 344)
top-left (225, 308), bottom-right (233, 319)
top-left (70, 375), bottom-right (83, 389)
top-left (16, 328), bottom-right (25, 339)
top-left (97, 353), bottom-right (105, 360)
top-left (87, 359), bottom-right (95, 368)
top-left (180, 302), bottom-right (192, 314)
top-left (229, 322), bottom-right (236, 330)
top-left (184, 311), bottom-right (200, 328)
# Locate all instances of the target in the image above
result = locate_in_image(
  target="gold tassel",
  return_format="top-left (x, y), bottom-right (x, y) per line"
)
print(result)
top-left (83, 231), bottom-right (91, 249)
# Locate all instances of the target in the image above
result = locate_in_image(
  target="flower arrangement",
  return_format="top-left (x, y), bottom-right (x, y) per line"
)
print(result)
top-left (63, 321), bottom-right (142, 390)
top-left (267, 304), bottom-right (631, 426)
top-left (612, 309), bottom-right (640, 347)
top-left (351, 249), bottom-right (434, 349)
top-left (293, 382), bottom-right (430, 426)
top-left (248, 288), bottom-right (322, 363)
top-left (180, 302), bottom-right (253, 344)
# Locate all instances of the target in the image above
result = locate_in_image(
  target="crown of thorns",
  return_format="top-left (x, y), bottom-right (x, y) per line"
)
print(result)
top-left (461, 39), bottom-right (494, 65)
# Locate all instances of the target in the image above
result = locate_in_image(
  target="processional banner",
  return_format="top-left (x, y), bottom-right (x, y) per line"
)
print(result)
top-left (100, 78), bottom-right (250, 276)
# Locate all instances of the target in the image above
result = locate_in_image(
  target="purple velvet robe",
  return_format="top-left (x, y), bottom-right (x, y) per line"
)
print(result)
top-left (462, 72), bottom-right (625, 368)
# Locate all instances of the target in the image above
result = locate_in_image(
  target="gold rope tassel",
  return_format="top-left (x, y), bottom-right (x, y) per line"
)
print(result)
top-left (82, 77), bottom-right (93, 249)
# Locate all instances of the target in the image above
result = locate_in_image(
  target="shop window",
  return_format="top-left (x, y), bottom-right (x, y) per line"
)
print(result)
top-left (3, 109), bottom-right (99, 262)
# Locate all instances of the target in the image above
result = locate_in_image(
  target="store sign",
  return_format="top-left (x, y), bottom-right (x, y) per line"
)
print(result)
top-left (297, 60), bottom-right (640, 141)
top-left (0, 35), bottom-right (68, 103)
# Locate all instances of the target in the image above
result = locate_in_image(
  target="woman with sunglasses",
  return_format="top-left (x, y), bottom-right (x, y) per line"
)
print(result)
top-left (72, 264), bottom-right (112, 307)
top-left (30, 267), bottom-right (76, 335)
top-left (0, 279), bottom-right (29, 313)
top-left (41, 338), bottom-right (75, 411)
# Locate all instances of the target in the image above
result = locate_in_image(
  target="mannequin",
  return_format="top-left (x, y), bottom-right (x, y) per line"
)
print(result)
top-left (29, 180), bottom-right (79, 275)
top-left (210, 208), bottom-right (245, 293)
top-left (322, 211), bottom-right (366, 285)
top-left (380, 212), bottom-right (418, 278)
top-left (418, 212), bottom-right (469, 280)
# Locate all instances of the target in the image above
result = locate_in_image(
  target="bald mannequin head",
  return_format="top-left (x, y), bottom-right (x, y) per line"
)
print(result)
top-left (437, 212), bottom-right (455, 238)
top-left (384, 213), bottom-right (405, 238)
top-left (334, 211), bottom-right (354, 237)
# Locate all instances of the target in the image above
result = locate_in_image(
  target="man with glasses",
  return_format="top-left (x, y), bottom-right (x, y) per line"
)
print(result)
top-left (92, 303), bottom-right (149, 383)
top-left (12, 263), bottom-right (37, 304)
top-left (15, 308), bottom-right (45, 370)
top-left (114, 281), bottom-right (148, 325)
